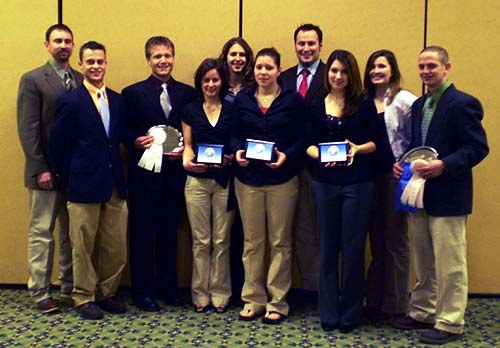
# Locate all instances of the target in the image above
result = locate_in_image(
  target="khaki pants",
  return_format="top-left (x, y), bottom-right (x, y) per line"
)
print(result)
top-left (68, 190), bottom-right (127, 306)
top-left (408, 210), bottom-right (468, 334)
top-left (27, 189), bottom-right (72, 302)
top-left (185, 176), bottom-right (234, 307)
top-left (235, 177), bottom-right (298, 316)
top-left (292, 168), bottom-right (319, 290)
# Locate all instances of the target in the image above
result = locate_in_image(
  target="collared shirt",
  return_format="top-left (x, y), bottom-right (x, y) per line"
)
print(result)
top-left (83, 79), bottom-right (108, 113)
top-left (150, 75), bottom-right (173, 97)
top-left (295, 59), bottom-right (321, 91)
top-left (48, 60), bottom-right (77, 89)
top-left (383, 90), bottom-right (418, 161)
top-left (424, 80), bottom-right (452, 113)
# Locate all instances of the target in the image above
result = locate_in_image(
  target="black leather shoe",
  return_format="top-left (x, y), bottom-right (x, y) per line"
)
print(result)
top-left (419, 329), bottom-right (461, 345)
top-left (393, 315), bottom-right (434, 330)
top-left (97, 296), bottom-right (127, 314)
top-left (133, 296), bottom-right (160, 312)
top-left (338, 323), bottom-right (357, 333)
top-left (321, 322), bottom-right (338, 332)
top-left (75, 302), bottom-right (103, 319)
top-left (159, 294), bottom-right (182, 306)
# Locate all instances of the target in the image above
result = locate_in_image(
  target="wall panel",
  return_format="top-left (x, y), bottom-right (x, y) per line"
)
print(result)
top-left (0, 1), bottom-right (58, 283)
top-left (428, 0), bottom-right (500, 293)
top-left (1, 0), bottom-right (498, 294)
top-left (64, 0), bottom-right (239, 90)
top-left (63, 0), bottom-right (239, 287)
top-left (243, 0), bottom-right (424, 95)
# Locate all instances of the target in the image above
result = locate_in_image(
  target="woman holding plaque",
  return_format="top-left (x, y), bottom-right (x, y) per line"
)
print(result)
top-left (363, 50), bottom-right (417, 322)
top-left (231, 47), bottom-right (306, 324)
top-left (219, 37), bottom-right (255, 103)
top-left (306, 50), bottom-right (377, 332)
top-left (182, 58), bottom-right (234, 313)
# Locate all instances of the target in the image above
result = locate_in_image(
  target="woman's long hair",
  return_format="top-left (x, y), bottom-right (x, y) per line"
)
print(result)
top-left (363, 49), bottom-right (403, 105)
top-left (324, 49), bottom-right (363, 116)
top-left (219, 37), bottom-right (255, 87)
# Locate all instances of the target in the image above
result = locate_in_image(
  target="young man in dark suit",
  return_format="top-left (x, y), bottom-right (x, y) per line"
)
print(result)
top-left (122, 36), bottom-right (196, 311)
top-left (17, 24), bottom-right (83, 313)
top-left (393, 46), bottom-right (489, 344)
top-left (280, 24), bottom-right (328, 302)
top-left (51, 41), bottom-right (129, 319)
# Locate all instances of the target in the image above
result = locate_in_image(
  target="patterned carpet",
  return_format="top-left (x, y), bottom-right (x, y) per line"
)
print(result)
top-left (0, 289), bottom-right (498, 347)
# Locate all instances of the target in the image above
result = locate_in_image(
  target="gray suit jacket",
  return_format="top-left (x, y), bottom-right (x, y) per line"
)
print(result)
top-left (17, 61), bottom-right (83, 189)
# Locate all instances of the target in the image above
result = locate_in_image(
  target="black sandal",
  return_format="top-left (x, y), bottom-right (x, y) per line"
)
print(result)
top-left (238, 309), bottom-right (259, 321)
top-left (194, 305), bottom-right (210, 313)
top-left (262, 311), bottom-right (286, 325)
top-left (214, 305), bottom-right (227, 314)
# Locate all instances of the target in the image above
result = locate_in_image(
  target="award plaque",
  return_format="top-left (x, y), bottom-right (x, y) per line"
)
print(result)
top-left (397, 146), bottom-right (439, 209)
top-left (245, 139), bottom-right (275, 162)
top-left (147, 125), bottom-right (183, 154)
top-left (196, 144), bottom-right (224, 165)
top-left (319, 141), bottom-right (349, 164)
top-left (398, 146), bottom-right (439, 164)
top-left (138, 125), bottom-right (183, 173)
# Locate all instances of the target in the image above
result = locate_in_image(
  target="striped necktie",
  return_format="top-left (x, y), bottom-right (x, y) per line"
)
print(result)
top-left (421, 95), bottom-right (434, 144)
top-left (98, 91), bottom-right (110, 137)
top-left (64, 72), bottom-right (73, 92)
top-left (160, 82), bottom-right (172, 119)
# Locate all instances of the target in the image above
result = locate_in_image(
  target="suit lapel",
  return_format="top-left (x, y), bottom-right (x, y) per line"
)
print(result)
top-left (107, 89), bottom-right (119, 140)
top-left (42, 63), bottom-right (65, 95)
top-left (306, 62), bottom-right (324, 99)
top-left (71, 68), bottom-right (84, 86)
top-left (426, 86), bottom-right (454, 145)
top-left (80, 87), bottom-right (109, 138)
top-left (141, 79), bottom-right (167, 125)
top-left (413, 98), bottom-right (425, 146)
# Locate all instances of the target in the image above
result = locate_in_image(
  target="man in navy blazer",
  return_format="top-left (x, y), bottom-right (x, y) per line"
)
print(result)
top-left (122, 36), bottom-right (195, 311)
top-left (280, 24), bottom-right (328, 302)
top-left (51, 41), bottom-right (128, 319)
top-left (393, 46), bottom-right (488, 345)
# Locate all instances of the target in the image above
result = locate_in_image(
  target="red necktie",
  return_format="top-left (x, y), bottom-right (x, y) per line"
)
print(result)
top-left (298, 69), bottom-right (309, 98)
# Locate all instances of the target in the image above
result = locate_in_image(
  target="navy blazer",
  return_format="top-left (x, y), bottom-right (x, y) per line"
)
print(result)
top-left (230, 87), bottom-right (307, 186)
top-left (122, 76), bottom-right (196, 191)
top-left (50, 85), bottom-right (127, 203)
top-left (410, 84), bottom-right (488, 216)
top-left (281, 60), bottom-right (328, 102)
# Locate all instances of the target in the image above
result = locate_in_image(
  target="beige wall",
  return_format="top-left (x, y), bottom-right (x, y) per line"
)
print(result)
top-left (1, 0), bottom-right (498, 293)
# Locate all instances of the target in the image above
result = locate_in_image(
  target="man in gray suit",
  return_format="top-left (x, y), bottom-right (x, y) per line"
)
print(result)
top-left (17, 24), bottom-right (83, 313)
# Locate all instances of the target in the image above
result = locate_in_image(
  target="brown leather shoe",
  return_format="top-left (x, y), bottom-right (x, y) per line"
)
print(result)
top-left (75, 302), bottom-right (103, 319)
top-left (36, 298), bottom-right (60, 314)
top-left (97, 296), bottom-right (127, 314)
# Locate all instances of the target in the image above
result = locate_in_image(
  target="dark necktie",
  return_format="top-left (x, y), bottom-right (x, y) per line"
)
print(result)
top-left (298, 69), bottom-right (309, 98)
top-left (64, 72), bottom-right (73, 92)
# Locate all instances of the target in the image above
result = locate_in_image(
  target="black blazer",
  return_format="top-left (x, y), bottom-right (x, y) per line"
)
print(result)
top-left (410, 84), bottom-right (488, 216)
top-left (122, 76), bottom-right (196, 191)
top-left (280, 60), bottom-right (328, 102)
top-left (50, 85), bottom-right (127, 203)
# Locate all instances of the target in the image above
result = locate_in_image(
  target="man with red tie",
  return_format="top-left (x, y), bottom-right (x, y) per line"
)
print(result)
top-left (281, 24), bottom-right (328, 303)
